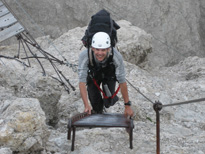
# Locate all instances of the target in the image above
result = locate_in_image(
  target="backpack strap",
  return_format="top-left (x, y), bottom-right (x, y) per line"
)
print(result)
top-left (110, 47), bottom-right (114, 60)
top-left (109, 18), bottom-right (113, 37)
top-left (88, 47), bottom-right (94, 66)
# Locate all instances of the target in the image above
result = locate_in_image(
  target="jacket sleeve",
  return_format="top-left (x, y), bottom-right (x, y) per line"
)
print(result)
top-left (112, 48), bottom-right (126, 83)
top-left (78, 50), bottom-right (89, 83)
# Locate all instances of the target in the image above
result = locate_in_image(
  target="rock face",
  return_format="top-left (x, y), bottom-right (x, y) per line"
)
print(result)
top-left (0, 19), bottom-right (205, 153)
top-left (0, 98), bottom-right (49, 152)
top-left (3, 0), bottom-right (205, 67)
top-left (117, 20), bottom-right (152, 68)
top-left (0, 148), bottom-right (12, 154)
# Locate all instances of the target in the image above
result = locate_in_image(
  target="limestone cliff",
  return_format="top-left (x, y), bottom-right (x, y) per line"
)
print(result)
top-left (4, 0), bottom-right (205, 67)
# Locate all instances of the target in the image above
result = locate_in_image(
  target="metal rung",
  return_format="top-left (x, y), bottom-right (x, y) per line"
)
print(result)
top-left (68, 113), bottom-right (134, 151)
top-left (0, 5), bottom-right (9, 17)
top-left (0, 13), bottom-right (17, 29)
top-left (0, 22), bottom-right (24, 42)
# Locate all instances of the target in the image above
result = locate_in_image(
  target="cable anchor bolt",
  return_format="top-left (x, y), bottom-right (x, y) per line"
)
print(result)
top-left (153, 101), bottom-right (163, 112)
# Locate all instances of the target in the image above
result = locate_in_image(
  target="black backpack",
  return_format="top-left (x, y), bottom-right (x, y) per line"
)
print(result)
top-left (82, 9), bottom-right (120, 48)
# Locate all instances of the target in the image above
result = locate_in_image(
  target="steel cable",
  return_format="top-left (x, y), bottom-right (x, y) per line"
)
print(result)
top-left (126, 79), bottom-right (155, 104)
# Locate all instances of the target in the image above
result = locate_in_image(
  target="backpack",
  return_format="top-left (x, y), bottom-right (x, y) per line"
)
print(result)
top-left (81, 9), bottom-right (120, 48)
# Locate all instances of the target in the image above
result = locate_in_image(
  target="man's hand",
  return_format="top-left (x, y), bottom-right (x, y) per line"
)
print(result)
top-left (84, 105), bottom-right (92, 114)
top-left (124, 106), bottom-right (134, 117)
top-left (79, 82), bottom-right (92, 114)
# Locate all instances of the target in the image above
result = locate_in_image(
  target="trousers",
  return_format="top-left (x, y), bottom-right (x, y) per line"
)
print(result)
top-left (87, 79), bottom-right (119, 113)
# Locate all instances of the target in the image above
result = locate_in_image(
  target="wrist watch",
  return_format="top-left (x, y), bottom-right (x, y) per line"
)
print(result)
top-left (124, 101), bottom-right (131, 106)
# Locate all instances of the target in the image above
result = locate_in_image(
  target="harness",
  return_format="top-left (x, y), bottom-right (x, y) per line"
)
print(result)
top-left (92, 78), bottom-right (120, 99)
top-left (87, 48), bottom-right (120, 99)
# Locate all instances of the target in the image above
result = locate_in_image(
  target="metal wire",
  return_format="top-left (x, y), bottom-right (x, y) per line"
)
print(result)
top-left (126, 79), bottom-right (155, 104)
top-left (13, 0), bottom-right (78, 72)
top-left (161, 97), bottom-right (205, 108)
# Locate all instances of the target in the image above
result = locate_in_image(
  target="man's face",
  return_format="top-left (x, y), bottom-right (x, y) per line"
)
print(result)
top-left (92, 47), bottom-right (110, 62)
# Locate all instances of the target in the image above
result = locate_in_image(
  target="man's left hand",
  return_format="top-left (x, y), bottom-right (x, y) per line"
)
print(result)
top-left (124, 106), bottom-right (134, 117)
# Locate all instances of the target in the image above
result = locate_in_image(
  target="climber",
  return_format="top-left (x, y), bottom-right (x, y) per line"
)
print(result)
top-left (78, 32), bottom-right (134, 117)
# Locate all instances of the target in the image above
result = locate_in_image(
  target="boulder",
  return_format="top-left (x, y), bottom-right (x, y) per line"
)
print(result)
top-left (0, 98), bottom-right (49, 152)
top-left (0, 148), bottom-right (12, 154)
top-left (117, 20), bottom-right (152, 67)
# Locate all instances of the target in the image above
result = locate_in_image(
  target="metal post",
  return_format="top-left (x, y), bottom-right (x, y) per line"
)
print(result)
top-left (156, 108), bottom-right (160, 154)
top-left (153, 101), bottom-right (162, 154)
top-left (71, 126), bottom-right (76, 151)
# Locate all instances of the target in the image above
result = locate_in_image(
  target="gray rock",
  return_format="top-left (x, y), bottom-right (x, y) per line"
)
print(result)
top-left (0, 148), bottom-right (12, 154)
top-left (3, 0), bottom-right (205, 67)
top-left (0, 16), bottom-right (205, 154)
top-left (0, 98), bottom-right (49, 152)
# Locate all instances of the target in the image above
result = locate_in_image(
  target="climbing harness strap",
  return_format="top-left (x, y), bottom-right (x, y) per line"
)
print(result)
top-left (92, 78), bottom-right (120, 99)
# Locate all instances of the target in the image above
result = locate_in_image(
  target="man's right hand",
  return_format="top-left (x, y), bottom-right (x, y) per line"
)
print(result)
top-left (79, 82), bottom-right (92, 114)
top-left (84, 105), bottom-right (92, 114)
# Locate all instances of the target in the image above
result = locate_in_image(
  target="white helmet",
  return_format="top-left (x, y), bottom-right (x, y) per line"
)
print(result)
top-left (91, 32), bottom-right (111, 49)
